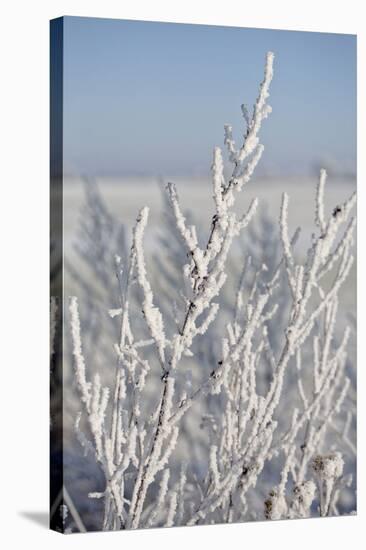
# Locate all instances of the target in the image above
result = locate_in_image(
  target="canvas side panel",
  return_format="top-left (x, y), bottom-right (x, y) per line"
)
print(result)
top-left (50, 16), bottom-right (65, 534)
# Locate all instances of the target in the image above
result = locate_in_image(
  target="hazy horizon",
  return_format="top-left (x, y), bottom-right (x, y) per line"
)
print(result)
top-left (62, 17), bottom-right (356, 179)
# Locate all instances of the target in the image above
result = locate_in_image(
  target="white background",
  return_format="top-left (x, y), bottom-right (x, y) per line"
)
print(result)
top-left (0, 0), bottom-right (364, 547)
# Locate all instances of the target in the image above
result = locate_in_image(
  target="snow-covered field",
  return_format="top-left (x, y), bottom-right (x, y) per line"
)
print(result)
top-left (64, 176), bottom-right (356, 245)
top-left (64, 175), bottom-right (356, 308)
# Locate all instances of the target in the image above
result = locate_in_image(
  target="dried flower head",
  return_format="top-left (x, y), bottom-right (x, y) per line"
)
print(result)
top-left (312, 453), bottom-right (344, 480)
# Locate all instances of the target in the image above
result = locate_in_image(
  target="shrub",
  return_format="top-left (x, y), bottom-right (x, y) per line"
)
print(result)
top-left (67, 52), bottom-right (356, 531)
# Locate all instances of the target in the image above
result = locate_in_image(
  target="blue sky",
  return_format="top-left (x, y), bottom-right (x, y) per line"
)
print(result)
top-left (62, 16), bottom-right (356, 178)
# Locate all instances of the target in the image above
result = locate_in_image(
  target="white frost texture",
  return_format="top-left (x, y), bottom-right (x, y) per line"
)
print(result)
top-left (58, 52), bottom-right (356, 532)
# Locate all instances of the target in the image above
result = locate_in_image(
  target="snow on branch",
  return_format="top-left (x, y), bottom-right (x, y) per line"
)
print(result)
top-left (133, 207), bottom-right (167, 367)
top-left (69, 296), bottom-right (91, 410)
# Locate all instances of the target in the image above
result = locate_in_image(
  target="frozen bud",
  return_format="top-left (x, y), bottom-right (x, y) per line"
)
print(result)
top-left (312, 453), bottom-right (344, 480)
top-left (293, 480), bottom-right (316, 509)
top-left (264, 488), bottom-right (287, 520)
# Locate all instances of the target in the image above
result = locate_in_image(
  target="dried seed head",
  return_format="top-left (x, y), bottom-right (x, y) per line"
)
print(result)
top-left (312, 453), bottom-right (344, 480)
